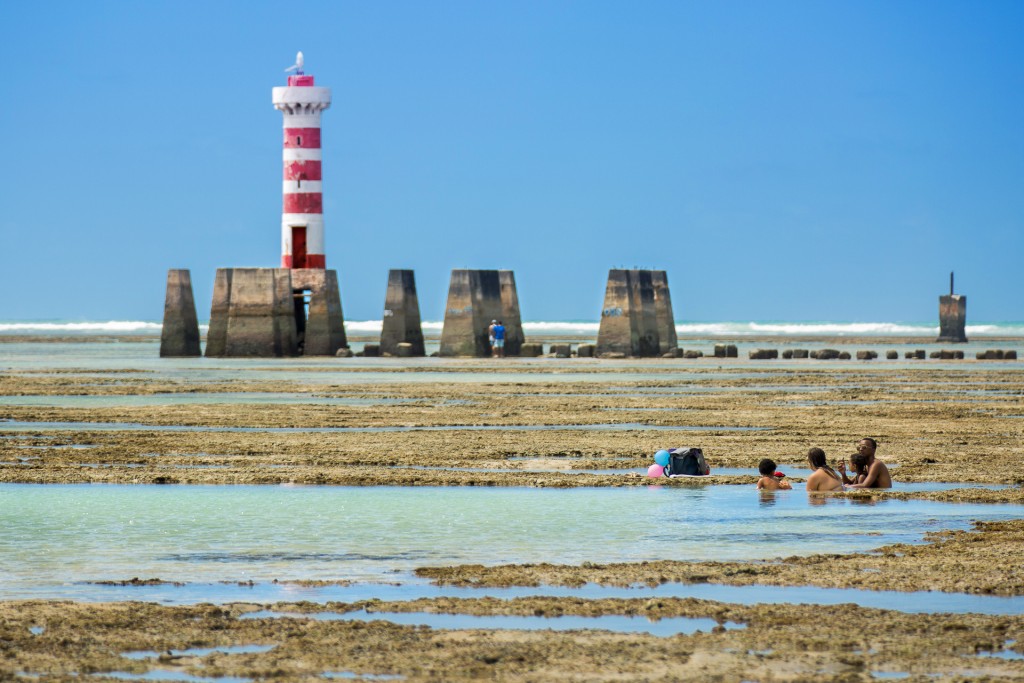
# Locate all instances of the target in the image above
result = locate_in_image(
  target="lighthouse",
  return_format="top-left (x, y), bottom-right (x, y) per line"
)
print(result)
top-left (172, 51), bottom-right (348, 358)
top-left (272, 52), bottom-right (332, 269)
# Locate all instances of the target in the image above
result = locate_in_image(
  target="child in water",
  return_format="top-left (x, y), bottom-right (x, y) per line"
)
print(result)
top-left (756, 458), bottom-right (792, 490)
top-left (845, 452), bottom-right (870, 485)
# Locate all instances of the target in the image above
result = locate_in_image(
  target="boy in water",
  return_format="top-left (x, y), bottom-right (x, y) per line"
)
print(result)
top-left (756, 458), bottom-right (792, 490)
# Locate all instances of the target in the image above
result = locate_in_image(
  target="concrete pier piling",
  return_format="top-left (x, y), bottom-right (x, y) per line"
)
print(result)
top-left (380, 269), bottom-right (425, 357)
top-left (159, 269), bottom-right (201, 357)
top-left (937, 272), bottom-right (967, 343)
top-left (291, 268), bottom-right (347, 356)
top-left (205, 268), bottom-right (346, 357)
top-left (205, 268), bottom-right (297, 357)
top-left (596, 269), bottom-right (674, 357)
top-left (440, 269), bottom-right (524, 357)
top-left (498, 270), bottom-right (524, 357)
top-left (651, 270), bottom-right (678, 354)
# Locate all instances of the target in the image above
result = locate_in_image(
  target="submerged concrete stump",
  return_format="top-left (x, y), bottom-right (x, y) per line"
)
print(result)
top-left (205, 268), bottom-right (297, 357)
top-left (440, 269), bottom-right (524, 357)
top-left (159, 269), bottom-right (201, 357)
top-left (380, 269), bottom-right (424, 357)
top-left (596, 269), bottom-right (673, 357)
top-left (291, 269), bottom-right (347, 356)
top-left (937, 272), bottom-right (967, 343)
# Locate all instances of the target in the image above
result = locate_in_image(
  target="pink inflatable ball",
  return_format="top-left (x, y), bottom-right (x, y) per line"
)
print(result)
top-left (646, 464), bottom-right (665, 478)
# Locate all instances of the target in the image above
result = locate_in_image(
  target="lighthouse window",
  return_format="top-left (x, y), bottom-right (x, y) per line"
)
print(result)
top-left (296, 135), bottom-right (302, 146)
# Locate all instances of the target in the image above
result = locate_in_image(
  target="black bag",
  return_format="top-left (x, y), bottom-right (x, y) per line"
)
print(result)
top-left (666, 448), bottom-right (710, 476)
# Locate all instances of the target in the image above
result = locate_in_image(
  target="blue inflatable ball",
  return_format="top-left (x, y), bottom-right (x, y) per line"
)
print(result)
top-left (654, 450), bottom-right (670, 467)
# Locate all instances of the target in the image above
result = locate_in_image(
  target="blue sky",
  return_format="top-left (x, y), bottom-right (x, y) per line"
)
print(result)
top-left (1, 1), bottom-right (1022, 323)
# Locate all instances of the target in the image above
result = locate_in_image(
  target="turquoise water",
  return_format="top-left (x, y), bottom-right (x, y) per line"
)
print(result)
top-left (3, 484), bottom-right (1022, 605)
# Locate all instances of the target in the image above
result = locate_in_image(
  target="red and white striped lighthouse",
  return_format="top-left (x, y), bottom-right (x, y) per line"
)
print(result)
top-left (272, 52), bottom-right (332, 269)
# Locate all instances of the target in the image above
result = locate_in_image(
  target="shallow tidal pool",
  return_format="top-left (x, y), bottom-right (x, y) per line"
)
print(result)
top-left (3, 483), bottom-right (1023, 605)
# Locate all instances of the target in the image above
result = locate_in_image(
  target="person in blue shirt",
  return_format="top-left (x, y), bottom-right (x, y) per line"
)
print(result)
top-left (492, 320), bottom-right (506, 358)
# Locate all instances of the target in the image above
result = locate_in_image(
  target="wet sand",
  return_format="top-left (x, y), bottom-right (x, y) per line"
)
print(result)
top-left (3, 598), bottom-right (1022, 681)
top-left (2, 347), bottom-right (1023, 680)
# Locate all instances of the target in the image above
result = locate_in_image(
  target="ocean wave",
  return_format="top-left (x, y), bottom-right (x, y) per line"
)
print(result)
top-left (0, 321), bottom-right (163, 333)
top-left (679, 322), bottom-right (936, 336)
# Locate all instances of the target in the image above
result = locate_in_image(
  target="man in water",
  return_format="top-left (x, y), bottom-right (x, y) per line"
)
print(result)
top-left (843, 437), bottom-right (892, 489)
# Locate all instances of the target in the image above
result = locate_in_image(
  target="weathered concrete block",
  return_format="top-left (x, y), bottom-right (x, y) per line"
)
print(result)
top-left (577, 344), bottom-right (595, 358)
top-left (886, 351), bottom-right (899, 360)
top-left (363, 343), bottom-right (380, 357)
top-left (520, 342), bottom-right (544, 357)
top-left (683, 350), bottom-right (703, 358)
top-left (291, 268), bottom-right (347, 356)
top-left (749, 349), bottom-right (778, 359)
top-left (929, 351), bottom-right (941, 359)
top-left (838, 352), bottom-right (852, 360)
top-left (1006, 350), bottom-right (1018, 360)
top-left (937, 294), bottom-right (967, 343)
top-left (984, 349), bottom-right (1005, 360)
top-left (205, 268), bottom-right (297, 357)
top-left (335, 347), bottom-right (353, 358)
top-left (651, 270), bottom-right (677, 355)
top-left (953, 350), bottom-right (964, 360)
top-left (662, 347), bottom-right (683, 358)
top-left (792, 349), bottom-right (809, 359)
top-left (160, 269), bottom-right (201, 357)
top-left (976, 351), bottom-right (987, 360)
top-left (816, 349), bottom-right (841, 360)
top-left (713, 344), bottom-right (727, 358)
top-left (396, 342), bottom-right (415, 358)
top-left (440, 269), bottom-right (523, 357)
top-left (380, 269), bottom-right (424, 357)
top-left (498, 270), bottom-right (524, 357)
top-left (549, 344), bottom-right (571, 358)
top-left (726, 344), bottom-right (738, 358)
top-left (596, 269), bottom-right (670, 357)
top-left (782, 350), bottom-right (793, 359)
top-left (939, 350), bottom-right (954, 360)
top-left (914, 349), bottom-right (926, 360)
top-left (856, 351), bottom-right (878, 360)
top-left (205, 267), bottom-right (346, 358)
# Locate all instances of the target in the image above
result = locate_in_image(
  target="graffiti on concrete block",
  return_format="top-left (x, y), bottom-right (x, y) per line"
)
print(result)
top-left (602, 307), bottom-right (623, 317)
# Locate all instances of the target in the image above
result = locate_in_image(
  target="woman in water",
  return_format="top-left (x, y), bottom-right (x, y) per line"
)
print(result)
top-left (805, 447), bottom-right (844, 492)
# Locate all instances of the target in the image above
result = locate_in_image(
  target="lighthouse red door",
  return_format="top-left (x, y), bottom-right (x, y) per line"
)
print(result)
top-left (291, 227), bottom-right (307, 268)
